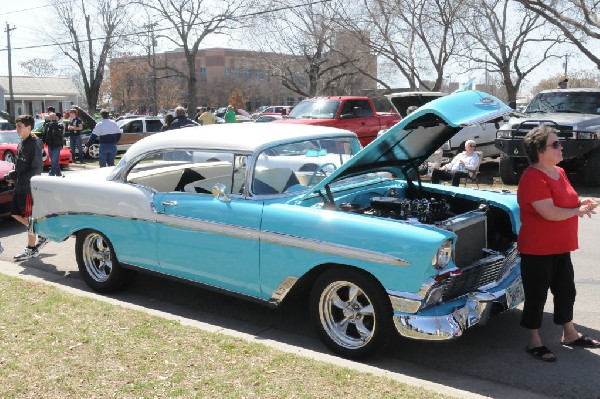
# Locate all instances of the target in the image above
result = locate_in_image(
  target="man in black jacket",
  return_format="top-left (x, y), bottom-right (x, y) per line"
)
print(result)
top-left (5, 114), bottom-right (46, 261)
top-left (169, 106), bottom-right (197, 129)
top-left (42, 112), bottom-right (64, 176)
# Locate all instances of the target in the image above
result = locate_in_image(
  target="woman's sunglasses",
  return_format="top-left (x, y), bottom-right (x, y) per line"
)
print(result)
top-left (546, 141), bottom-right (563, 149)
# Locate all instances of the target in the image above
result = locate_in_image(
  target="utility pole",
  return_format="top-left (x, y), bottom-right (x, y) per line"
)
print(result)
top-left (143, 22), bottom-right (158, 114)
top-left (563, 54), bottom-right (568, 76)
top-left (5, 23), bottom-right (16, 117)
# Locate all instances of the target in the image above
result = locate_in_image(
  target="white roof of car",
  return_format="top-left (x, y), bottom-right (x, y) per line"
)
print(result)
top-left (125, 123), bottom-right (356, 159)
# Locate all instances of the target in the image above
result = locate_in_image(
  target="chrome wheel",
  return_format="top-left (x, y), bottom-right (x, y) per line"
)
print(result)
top-left (81, 232), bottom-right (113, 283)
top-left (311, 269), bottom-right (391, 358)
top-left (319, 280), bottom-right (376, 350)
top-left (87, 144), bottom-right (100, 159)
top-left (3, 151), bottom-right (15, 164)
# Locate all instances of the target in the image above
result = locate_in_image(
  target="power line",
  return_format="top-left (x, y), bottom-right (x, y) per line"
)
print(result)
top-left (0, 0), bottom-right (333, 53)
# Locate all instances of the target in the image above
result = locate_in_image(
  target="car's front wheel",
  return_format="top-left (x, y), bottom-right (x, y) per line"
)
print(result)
top-left (75, 229), bottom-right (136, 292)
top-left (310, 268), bottom-right (392, 359)
top-left (87, 144), bottom-right (100, 159)
top-left (499, 154), bottom-right (524, 185)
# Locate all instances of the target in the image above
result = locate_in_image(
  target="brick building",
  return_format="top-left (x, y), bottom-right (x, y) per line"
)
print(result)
top-left (110, 45), bottom-right (377, 114)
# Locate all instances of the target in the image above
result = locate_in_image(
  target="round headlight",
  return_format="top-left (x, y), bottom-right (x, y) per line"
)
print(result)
top-left (432, 239), bottom-right (453, 270)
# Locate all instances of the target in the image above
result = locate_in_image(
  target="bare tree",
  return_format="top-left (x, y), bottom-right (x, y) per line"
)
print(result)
top-left (517, 0), bottom-right (600, 70)
top-left (138, 0), bottom-right (251, 114)
top-left (50, 0), bottom-right (131, 113)
top-left (247, 0), bottom-right (368, 97)
top-left (18, 59), bottom-right (58, 77)
top-left (459, 0), bottom-right (562, 104)
top-left (335, 0), bottom-right (466, 91)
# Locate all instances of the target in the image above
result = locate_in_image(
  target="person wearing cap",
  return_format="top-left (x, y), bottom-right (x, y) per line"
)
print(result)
top-left (557, 76), bottom-right (568, 89)
top-left (84, 109), bottom-right (121, 167)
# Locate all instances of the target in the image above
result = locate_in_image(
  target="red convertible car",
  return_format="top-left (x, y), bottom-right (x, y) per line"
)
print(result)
top-left (0, 130), bottom-right (72, 168)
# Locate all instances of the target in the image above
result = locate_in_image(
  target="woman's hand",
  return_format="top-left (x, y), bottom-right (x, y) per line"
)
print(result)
top-left (580, 198), bottom-right (598, 210)
top-left (577, 202), bottom-right (597, 218)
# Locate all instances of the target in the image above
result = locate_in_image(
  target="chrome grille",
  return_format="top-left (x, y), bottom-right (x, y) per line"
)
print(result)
top-left (436, 247), bottom-right (519, 302)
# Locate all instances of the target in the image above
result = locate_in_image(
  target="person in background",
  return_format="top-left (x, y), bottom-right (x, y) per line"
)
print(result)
top-left (42, 112), bottom-right (64, 177)
top-left (430, 139), bottom-right (479, 186)
top-left (518, 125), bottom-right (599, 362)
top-left (557, 76), bottom-right (568, 89)
top-left (169, 106), bottom-right (196, 129)
top-left (161, 114), bottom-right (175, 132)
top-left (224, 105), bottom-right (237, 123)
top-left (5, 114), bottom-right (46, 261)
top-left (199, 107), bottom-right (216, 125)
top-left (84, 109), bottom-right (121, 167)
top-left (67, 108), bottom-right (84, 163)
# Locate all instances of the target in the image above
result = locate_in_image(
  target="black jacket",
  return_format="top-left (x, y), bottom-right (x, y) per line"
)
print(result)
top-left (42, 121), bottom-right (64, 147)
top-left (169, 115), bottom-right (196, 129)
top-left (15, 134), bottom-right (43, 195)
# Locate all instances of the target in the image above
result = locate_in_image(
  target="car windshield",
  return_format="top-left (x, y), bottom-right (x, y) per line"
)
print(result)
top-left (526, 92), bottom-right (600, 114)
top-left (252, 136), bottom-right (361, 195)
top-left (288, 100), bottom-right (341, 120)
top-left (0, 131), bottom-right (20, 144)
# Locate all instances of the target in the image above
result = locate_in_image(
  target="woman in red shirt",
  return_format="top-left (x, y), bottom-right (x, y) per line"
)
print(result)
top-left (518, 126), bottom-right (599, 362)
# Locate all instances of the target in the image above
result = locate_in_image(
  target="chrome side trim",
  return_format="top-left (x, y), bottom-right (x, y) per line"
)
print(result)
top-left (35, 212), bottom-right (410, 267)
top-left (268, 276), bottom-right (299, 305)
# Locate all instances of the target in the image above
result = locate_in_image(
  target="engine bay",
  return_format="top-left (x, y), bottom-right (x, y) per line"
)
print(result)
top-left (335, 185), bottom-right (516, 260)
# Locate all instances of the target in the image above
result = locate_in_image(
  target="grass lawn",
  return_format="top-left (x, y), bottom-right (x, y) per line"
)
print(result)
top-left (0, 274), bottom-right (454, 399)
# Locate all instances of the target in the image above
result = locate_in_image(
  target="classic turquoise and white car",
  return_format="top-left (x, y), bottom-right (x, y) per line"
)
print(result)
top-left (31, 89), bottom-right (523, 359)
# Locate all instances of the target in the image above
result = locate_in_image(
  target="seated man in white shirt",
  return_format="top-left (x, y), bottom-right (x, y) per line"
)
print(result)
top-left (431, 139), bottom-right (480, 186)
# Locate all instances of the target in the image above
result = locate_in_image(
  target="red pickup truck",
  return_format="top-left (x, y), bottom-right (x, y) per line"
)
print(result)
top-left (274, 96), bottom-right (400, 146)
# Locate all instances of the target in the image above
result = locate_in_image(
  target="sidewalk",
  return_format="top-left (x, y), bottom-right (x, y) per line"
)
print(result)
top-left (0, 259), bottom-right (550, 399)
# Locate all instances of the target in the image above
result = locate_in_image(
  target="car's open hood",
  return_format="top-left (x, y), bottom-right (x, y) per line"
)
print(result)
top-left (303, 90), bottom-right (511, 199)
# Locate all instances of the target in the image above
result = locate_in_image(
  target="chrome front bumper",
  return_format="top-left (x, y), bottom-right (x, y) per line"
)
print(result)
top-left (390, 277), bottom-right (522, 341)
top-left (393, 292), bottom-right (498, 340)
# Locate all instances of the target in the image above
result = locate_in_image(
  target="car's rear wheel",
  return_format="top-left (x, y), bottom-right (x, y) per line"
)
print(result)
top-left (3, 150), bottom-right (15, 164)
top-left (310, 268), bottom-right (392, 359)
top-left (75, 229), bottom-right (136, 292)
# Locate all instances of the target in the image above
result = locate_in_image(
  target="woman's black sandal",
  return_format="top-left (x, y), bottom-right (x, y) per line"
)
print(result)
top-left (561, 335), bottom-right (600, 348)
top-left (526, 346), bottom-right (557, 362)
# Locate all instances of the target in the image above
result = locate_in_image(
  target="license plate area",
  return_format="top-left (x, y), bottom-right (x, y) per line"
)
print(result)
top-left (506, 276), bottom-right (525, 309)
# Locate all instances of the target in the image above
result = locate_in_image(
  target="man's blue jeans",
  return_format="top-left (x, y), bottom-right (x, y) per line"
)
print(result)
top-left (70, 134), bottom-right (83, 162)
top-left (49, 146), bottom-right (62, 176)
top-left (98, 143), bottom-right (117, 167)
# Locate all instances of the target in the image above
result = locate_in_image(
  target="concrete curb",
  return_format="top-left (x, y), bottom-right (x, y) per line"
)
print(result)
top-left (0, 260), bottom-right (548, 399)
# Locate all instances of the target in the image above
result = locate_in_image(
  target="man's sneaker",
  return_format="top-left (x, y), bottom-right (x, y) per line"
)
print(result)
top-left (35, 236), bottom-right (49, 251)
top-left (13, 247), bottom-right (39, 262)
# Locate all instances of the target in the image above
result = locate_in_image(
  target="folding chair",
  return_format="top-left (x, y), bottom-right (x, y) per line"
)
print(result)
top-left (462, 151), bottom-right (483, 188)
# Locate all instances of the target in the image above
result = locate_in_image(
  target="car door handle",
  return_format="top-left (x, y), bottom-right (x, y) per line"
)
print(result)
top-left (161, 200), bottom-right (177, 207)
top-left (361, 122), bottom-right (366, 125)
